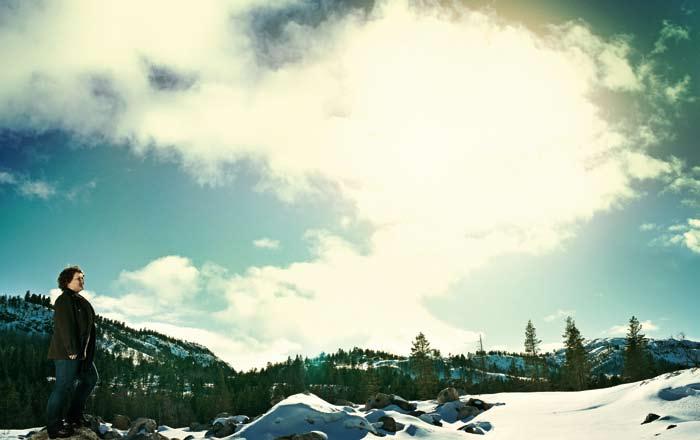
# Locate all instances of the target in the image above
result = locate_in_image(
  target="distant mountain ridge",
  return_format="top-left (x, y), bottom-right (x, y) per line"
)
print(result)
top-left (0, 294), bottom-right (229, 369)
top-left (2, 293), bottom-right (698, 378)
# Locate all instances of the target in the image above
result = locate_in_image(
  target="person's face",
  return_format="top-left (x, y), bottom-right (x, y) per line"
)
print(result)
top-left (66, 271), bottom-right (84, 292)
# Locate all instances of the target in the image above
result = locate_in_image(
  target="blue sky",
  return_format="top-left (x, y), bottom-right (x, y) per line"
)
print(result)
top-left (1, 0), bottom-right (699, 370)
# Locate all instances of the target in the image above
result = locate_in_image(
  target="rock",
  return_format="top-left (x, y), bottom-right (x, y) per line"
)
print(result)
top-left (207, 416), bottom-right (243, 438)
top-left (274, 432), bottom-right (328, 440)
top-left (667, 424), bottom-right (677, 429)
top-left (364, 393), bottom-right (416, 411)
top-left (437, 387), bottom-right (459, 404)
top-left (365, 392), bottom-right (393, 410)
top-left (183, 436), bottom-right (195, 440)
top-left (29, 427), bottom-right (101, 440)
top-left (377, 416), bottom-right (404, 432)
top-left (465, 398), bottom-right (492, 411)
top-left (127, 418), bottom-right (158, 438)
top-left (333, 399), bottom-right (355, 407)
top-left (457, 405), bottom-right (481, 420)
top-left (458, 423), bottom-right (485, 435)
top-left (390, 394), bottom-right (417, 411)
top-left (407, 410), bottom-right (425, 418)
top-left (126, 433), bottom-right (168, 440)
top-left (188, 423), bottom-right (209, 432)
top-left (641, 413), bottom-right (661, 424)
top-left (82, 415), bottom-right (103, 435)
top-left (103, 431), bottom-right (123, 440)
top-left (214, 412), bottom-right (231, 420)
top-left (112, 415), bottom-right (131, 431)
top-left (418, 413), bottom-right (442, 426)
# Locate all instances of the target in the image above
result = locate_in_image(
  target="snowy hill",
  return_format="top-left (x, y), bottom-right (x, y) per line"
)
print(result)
top-left (231, 368), bottom-right (700, 439)
top-left (0, 296), bottom-right (227, 368)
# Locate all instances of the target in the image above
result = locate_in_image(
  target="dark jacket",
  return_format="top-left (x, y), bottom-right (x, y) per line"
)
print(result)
top-left (47, 289), bottom-right (96, 364)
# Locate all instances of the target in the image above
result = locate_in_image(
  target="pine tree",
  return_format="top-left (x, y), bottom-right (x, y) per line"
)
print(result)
top-left (410, 332), bottom-right (438, 399)
top-left (524, 320), bottom-right (542, 355)
top-left (524, 319), bottom-right (542, 383)
top-left (623, 316), bottom-right (650, 382)
top-left (562, 316), bottom-right (590, 390)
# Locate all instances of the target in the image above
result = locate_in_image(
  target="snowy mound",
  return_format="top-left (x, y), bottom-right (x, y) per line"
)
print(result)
top-left (231, 392), bottom-right (378, 439)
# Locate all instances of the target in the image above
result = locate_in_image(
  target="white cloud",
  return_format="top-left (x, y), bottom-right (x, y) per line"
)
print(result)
top-left (665, 75), bottom-right (692, 105)
top-left (18, 179), bottom-right (56, 199)
top-left (253, 237), bottom-right (280, 249)
top-left (544, 309), bottom-right (575, 323)
top-left (654, 219), bottom-right (700, 254)
top-left (639, 223), bottom-right (657, 231)
top-left (116, 255), bottom-right (200, 304)
top-left (607, 320), bottom-right (659, 336)
top-left (1, 1), bottom-right (692, 368)
top-left (651, 20), bottom-right (691, 55)
top-left (0, 171), bottom-right (17, 184)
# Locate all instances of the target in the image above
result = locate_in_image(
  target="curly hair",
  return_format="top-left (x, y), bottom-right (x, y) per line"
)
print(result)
top-left (57, 265), bottom-right (83, 290)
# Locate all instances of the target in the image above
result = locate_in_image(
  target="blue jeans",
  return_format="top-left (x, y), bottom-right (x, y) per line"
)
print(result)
top-left (46, 360), bottom-right (99, 429)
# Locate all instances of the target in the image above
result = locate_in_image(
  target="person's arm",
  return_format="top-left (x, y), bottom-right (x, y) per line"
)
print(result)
top-left (54, 295), bottom-right (79, 357)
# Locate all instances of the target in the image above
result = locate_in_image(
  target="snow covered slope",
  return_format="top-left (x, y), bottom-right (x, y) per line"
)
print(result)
top-left (212, 368), bottom-right (700, 439)
top-left (5, 369), bottom-right (699, 439)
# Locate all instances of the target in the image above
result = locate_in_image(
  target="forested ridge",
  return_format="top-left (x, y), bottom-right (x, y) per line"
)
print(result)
top-left (1, 294), bottom-right (696, 429)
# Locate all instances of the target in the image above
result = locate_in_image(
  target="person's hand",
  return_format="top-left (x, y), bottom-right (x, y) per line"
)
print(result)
top-left (68, 354), bottom-right (77, 359)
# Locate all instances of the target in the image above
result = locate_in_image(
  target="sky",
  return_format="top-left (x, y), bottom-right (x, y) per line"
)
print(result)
top-left (1, 0), bottom-right (699, 371)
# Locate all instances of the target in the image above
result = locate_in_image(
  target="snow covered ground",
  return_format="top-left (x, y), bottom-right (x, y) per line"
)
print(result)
top-left (5, 368), bottom-right (698, 440)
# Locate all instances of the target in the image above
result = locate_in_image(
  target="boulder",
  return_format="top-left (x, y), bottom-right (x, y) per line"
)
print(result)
top-left (457, 405), bottom-right (480, 420)
top-left (377, 416), bottom-right (404, 432)
top-left (641, 413), bottom-right (660, 425)
top-left (407, 410), bottom-right (425, 418)
top-left (188, 422), bottom-right (210, 432)
top-left (333, 399), bottom-right (356, 407)
top-left (465, 398), bottom-right (492, 411)
top-left (437, 387), bottom-right (459, 404)
top-left (274, 432), bottom-right (328, 440)
top-left (364, 393), bottom-right (416, 411)
top-left (29, 427), bottom-right (101, 440)
top-left (126, 433), bottom-right (169, 440)
top-left (458, 423), bottom-right (485, 435)
top-left (183, 436), bottom-right (195, 440)
top-left (667, 424), bottom-right (677, 429)
top-left (418, 413), bottom-right (442, 427)
top-left (127, 418), bottom-right (158, 437)
top-left (214, 412), bottom-right (231, 420)
top-left (103, 431), bottom-right (123, 440)
top-left (206, 415), bottom-right (244, 438)
top-left (112, 415), bottom-right (131, 431)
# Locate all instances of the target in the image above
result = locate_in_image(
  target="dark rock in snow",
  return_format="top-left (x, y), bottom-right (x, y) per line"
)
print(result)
top-left (112, 415), bottom-right (131, 431)
top-left (29, 427), bottom-right (100, 440)
top-left (377, 415), bottom-right (404, 432)
top-left (188, 423), bottom-right (209, 432)
top-left (365, 392), bottom-right (416, 411)
top-left (465, 398), bottom-right (492, 411)
top-left (458, 423), bottom-right (485, 435)
top-left (667, 424), bottom-right (677, 429)
top-left (437, 387), bottom-right (460, 404)
top-left (103, 430), bottom-right (123, 440)
top-left (641, 413), bottom-right (661, 424)
top-left (457, 405), bottom-right (481, 420)
top-left (274, 432), bottom-right (328, 440)
top-left (127, 418), bottom-right (157, 436)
